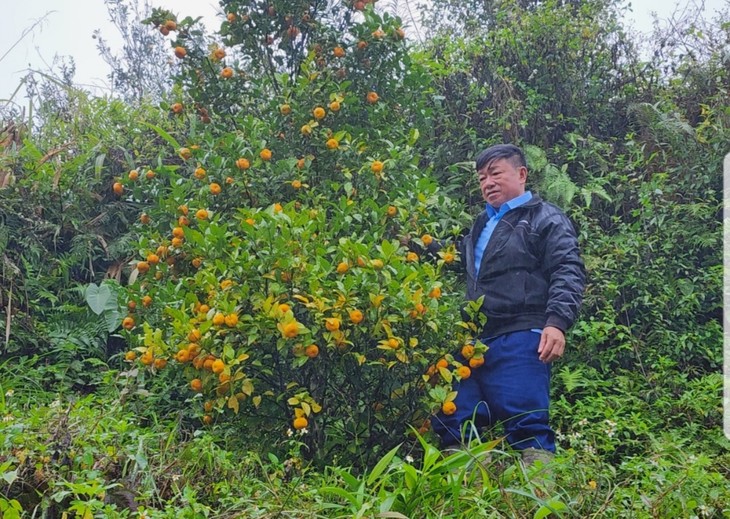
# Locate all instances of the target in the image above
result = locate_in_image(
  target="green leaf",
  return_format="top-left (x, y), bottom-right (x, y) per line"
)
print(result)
top-left (367, 443), bottom-right (401, 486)
top-left (139, 121), bottom-right (181, 150)
top-left (85, 283), bottom-right (111, 315)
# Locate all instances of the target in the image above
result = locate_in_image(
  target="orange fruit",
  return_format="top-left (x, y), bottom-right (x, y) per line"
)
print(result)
top-left (140, 351), bottom-right (154, 365)
top-left (388, 338), bottom-right (400, 348)
top-left (305, 344), bottom-right (319, 358)
top-left (156, 245), bottom-right (168, 258)
top-left (371, 161), bottom-right (384, 174)
top-left (164, 20), bottom-right (177, 31)
top-left (221, 67), bottom-right (234, 78)
top-left (313, 106), bottom-right (326, 119)
top-left (211, 359), bottom-right (225, 374)
top-left (394, 27), bottom-right (405, 40)
top-left (333, 46), bottom-right (346, 57)
top-left (372, 29), bottom-right (385, 39)
top-left (224, 313), bottom-right (238, 327)
top-left (213, 48), bottom-right (226, 60)
top-left (147, 253), bottom-right (160, 265)
top-left (171, 103), bottom-right (183, 113)
top-left (278, 303), bottom-right (291, 313)
top-left (436, 358), bottom-right (449, 369)
top-left (326, 138), bottom-right (339, 150)
top-left (329, 100), bottom-right (341, 112)
top-left (366, 91), bottom-right (379, 104)
top-left (209, 182), bottom-right (222, 195)
top-left (421, 234), bottom-right (434, 246)
top-left (178, 216), bottom-right (190, 226)
top-left (140, 213), bottom-right (151, 224)
top-left (112, 182), bottom-right (124, 195)
top-left (349, 309), bottom-right (364, 324)
top-left (188, 329), bottom-right (202, 342)
top-left (273, 203), bottom-right (283, 213)
top-left (291, 179), bottom-right (302, 189)
top-left (443, 252), bottom-right (455, 264)
top-left (194, 167), bottom-right (206, 179)
top-left (325, 317), bottom-right (341, 331)
top-left (280, 104), bottom-right (291, 115)
top-left (428, 286), bottom-right (442, 299)
top-left (469, 356), bottom-right (485, 369)
top-left (128, 300), bottom-right (137, 311)
top-left (128, 170), bottom-right (139, 181)
top-left (415, 303), bottom-right (426, 314)
top-left (282, 322), bottom-right (299, 338)
top-left (175, 349), bottom-right (191, 363)
top-left (191, 379), bottom-right (203, 392)
top-left (406, 252), bottom-right (419, 263)
top-left (154, 358), bottom-right (167, 369)
top-left (301, 124), bottom-right (313, 136)
top-left (461, 344), bottom-right (475, 359)
top-left (260, 148), bottom-right (272, 161)
top-left (371, 259), bottom-right (384, 270)
top-left (226, 12), bottom-right (236, 22)
top-left (219, 372), bottom-right (230, 383)
top-left (178, 204), bottom-right (189, 215)
top-left (171, 237), bottom-right (184, 248)
top-left (236, 157), bottom-right (250, 170)
top-left (212, 312), bottom-right (225, 326)
top-left (196, 208), bottom-right (209, 220)
top-left (245, 217), bottom-right (255, 226)
top-left (357, 40), bottom-right (368, 50)
top-left (293, 417), bottom-right (308, 430)
top-left (172, 227), bottom-right (185, 238)
top-left (204, 400), bottom-right (214, 412)
top-left (226, 176), bottom-right (234, 184)
top-left (442, 401), bottom-right (457, 416)
top-left (456, 366), bottom-right (471, 379)
top-left (386, 205), bottom-right (397, 217)
top-left (296, 158), bottom-right (306, 169)
top-left (137, 261), bottom-right (150, 274)
top-left (174, 46), bottom-right (187, 58)
top-left (336, 262), bottom-right (349, 274)
top-left (125, 351), bottom-right (137, 361)
top-left (202, 414), bottom-right (213, 425)
top-left (142, 295), bottom-right (153, 307)
top-left (145, 170), bottom-right (155, 180)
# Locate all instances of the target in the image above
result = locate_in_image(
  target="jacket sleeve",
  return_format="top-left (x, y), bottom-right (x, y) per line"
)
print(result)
top-left (539, 211), bottom-right (585, 332)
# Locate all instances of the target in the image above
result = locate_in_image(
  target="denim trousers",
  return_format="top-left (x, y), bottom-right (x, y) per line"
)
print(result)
top-left (432, 330), bottom-right (555, 452)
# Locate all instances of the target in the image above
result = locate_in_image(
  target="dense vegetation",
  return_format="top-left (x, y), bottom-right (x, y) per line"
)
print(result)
top-left (0, 0), bottom-right (727, 517)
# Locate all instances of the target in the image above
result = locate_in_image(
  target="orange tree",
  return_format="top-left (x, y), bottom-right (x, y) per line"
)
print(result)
top-left (118, 1), bottom-right (479, 465)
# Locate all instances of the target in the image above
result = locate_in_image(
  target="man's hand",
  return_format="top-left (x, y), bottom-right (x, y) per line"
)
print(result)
top-left (537, 326), bottom-right (565, 363)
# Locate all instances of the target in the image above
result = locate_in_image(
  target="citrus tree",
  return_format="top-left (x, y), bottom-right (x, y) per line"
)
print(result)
top-left (115, 1), bottom-right (480, 464)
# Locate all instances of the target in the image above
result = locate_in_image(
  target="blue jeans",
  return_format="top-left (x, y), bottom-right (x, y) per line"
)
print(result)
top-left (432, 330), bottom-right (555, 452)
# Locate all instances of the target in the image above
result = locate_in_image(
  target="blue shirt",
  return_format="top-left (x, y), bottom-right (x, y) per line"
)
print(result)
top-left (473, 191), bottom-right (533, 278)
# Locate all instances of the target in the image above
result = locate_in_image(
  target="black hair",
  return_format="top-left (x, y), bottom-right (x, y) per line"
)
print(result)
top-left (475, 144), bottom-right (526, 172)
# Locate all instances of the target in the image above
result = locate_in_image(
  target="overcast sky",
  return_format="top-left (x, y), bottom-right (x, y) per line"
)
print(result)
top-left (1, 0), bottom-right (728, 107)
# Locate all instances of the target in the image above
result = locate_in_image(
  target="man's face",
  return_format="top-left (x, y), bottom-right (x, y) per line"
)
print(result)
top-left (477, 157), bottom-right (527, 208)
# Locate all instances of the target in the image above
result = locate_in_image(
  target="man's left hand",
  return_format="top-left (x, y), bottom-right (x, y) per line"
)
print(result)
top-left (538, 326), bottom-right (565, 363)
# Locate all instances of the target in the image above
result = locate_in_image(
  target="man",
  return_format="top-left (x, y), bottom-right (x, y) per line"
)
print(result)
top-left (432, 144), bottom-right (585, 465)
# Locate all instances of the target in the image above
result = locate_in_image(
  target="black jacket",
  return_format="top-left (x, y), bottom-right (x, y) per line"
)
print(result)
top-left (460, 195), bottom-right (585, 339)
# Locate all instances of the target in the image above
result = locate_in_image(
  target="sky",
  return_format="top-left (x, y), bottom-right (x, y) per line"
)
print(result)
top-left (1, 0), bottom-right (728, 107)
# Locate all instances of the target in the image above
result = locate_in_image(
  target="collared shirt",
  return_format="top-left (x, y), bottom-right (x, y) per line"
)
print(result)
top-left (473, 191), bottom-right (533, 278)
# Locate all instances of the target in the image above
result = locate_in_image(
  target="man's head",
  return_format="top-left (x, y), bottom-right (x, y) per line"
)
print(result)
top-left (475, 144), bottom-right (528, 209)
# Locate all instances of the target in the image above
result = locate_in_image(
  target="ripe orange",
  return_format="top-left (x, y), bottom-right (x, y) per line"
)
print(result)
top-left (461, 344), bottom-right (475, 359)
top-left (137, 261), bottom-right (150, 274)
top-left (156, 245), bottom-right (168, 258)
top-left (224, 313), bottom-right (238, 327)
top-left (174, 46), bottom-right (187, 58)
top-left (213, 48), bottom-right (226, 60)
top-left (406, 252), bottom-right (419, 263)
top-left (128, 300), bottom-right (137, 311)
top-left (386, 205), bottom-right (397, 217)
top-left (226, 12), bottom-right (236, 22)
top-left (394, 27), bottom-right (405, 40)
top-left (226, 176), bottom-right (234, 184)
top-left (329, 100), bottom-right (341, 112)
top-left (442, 401), bottom-right (457, 416)
top-left (204, 400), bottom-right (214, 412)
top-left (164, 20), bottom-right (177, 31)
top-left (366, 91), bottom-right (379, 104)
top-left (128, 169), bottom-right (139, 181)
top-left (469, 356), bottom-right (485, 369)
top-left (147, 253), bottom-right (160, 265)
top-left (305, 344), bottom-right (319, 358)
top-left (196, 208), bottom-right (209, 220)
top-left (457, 366), bottom-right (472, 379)
top-left (443, 252), bottom-right (455, 264)
top-left (421, 234), bottom-right (434, 246)
top-left (188, 328), bottom-right (202, 342)
top-left (212, 312), bottom-right (225, 326)
top-left (140, 351), bottom-right (154, 365)
top-left (325, 317), bottom-right (341, 331)
top-left (349, 309), bottom-right (364, 324)
top-left (176, 349), bottom-right (191, 363)
top-left (372, 29), bottom-right (385, 39)
top-left (415, 303), bottom-right (426, 315)
top-left (273, 203), bottom-right (283, 213)
top-left (313, 106), bottom-right (326, 119)
top-left (194, 167), bottom-right (206, 179)
top-left (142, 295), bottom-right (153, 307)
top-left (436, 358), bottom-right (449, 369)
top-left (357, 40), bottom-right (368, 50)
top-left (278, 303), bottom-right (291, 313)
top-left (333, 46), bottom-right (346, 57)
top-left (140, 213), bottom-right (151, 224)
top-left (280, 104), bottom-right (291, 115)
top-left (282, 322), bottom-right (299, 338)
top-left (154, 358), bottom-right (167, 369)
top-left (388, 338), bottom-right (400, 349)
top-left (171, 103), bottom-right (183, 114)
top-left (371, 161), bottom-right (384, 174)
top-left (178, 204), bottom-right (189, 215)
top-left (145, 170), bottom-right (155, 180)
top-left (209, 182), bottom-right (222, 195)
top-left (291, 179), bottom-right (302, 189)
top-left (172, 227), bottom-right (185, 239)
top-left (236, 157), bottom-right (250, 170)
top-left (160, 26), bottom-right (170, 36)
top-left (326, 138), bottom-right (339, 150)
top-left (191, 379), bottom-right (203, 392)
top-left (260, 148), bottom-right (272, 161)
top-left (125, 351), bottom-right (137, 361)
top-left (171, 237), bottom-right (184, 248)
top-left (301, 124), bottom-right (313, 136)
top-left (219, 372), bottom-right (230, 383)
top-left (112, 182), bottom-right (123, 195)
top-left (354, 1), bottom-right (366, 10)
top-left (428, 286), bottom-right (442, 299)
top-left (221, 67), bottom-right (234, 78)
top-left (211, 359), bottom-right (225, 374)
top-left (296, 158), bottom-right (306, 169)
top-left (245, 217), bottom-right (255, 226)
top-left (371, 259), bottom-right (384, 270)
top-left (336, 262), bottom-right (349, 274)
top-left (293, 416), bottom-right (308, 430)
top-left (202, 414), bottom-right (213, 425)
